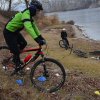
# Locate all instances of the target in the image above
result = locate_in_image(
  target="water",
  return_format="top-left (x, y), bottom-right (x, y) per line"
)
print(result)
top-left (46, 7), bottom-right (100, 41)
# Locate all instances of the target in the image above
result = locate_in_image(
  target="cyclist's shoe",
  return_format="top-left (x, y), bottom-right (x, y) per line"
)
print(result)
top-left (10, 63), bottom-right (24, 76)
top-left (65, 46), bottom-right (68, 50)
top-left (65, 45), bottom-right (70, 50)
top-left (19, 61), bottom-right (24, 65)
top-left (17, 70), bottom-right (26, 76)
top-left (68, 46), bottom-right (70, 49)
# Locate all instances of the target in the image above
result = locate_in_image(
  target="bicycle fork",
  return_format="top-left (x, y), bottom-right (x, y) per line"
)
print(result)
top-left (41, 54), bottom-right (49, 78)
top-left (42, 62), bottom-right (49, 77)
top-left (42, 57), bottom-right (49, 78)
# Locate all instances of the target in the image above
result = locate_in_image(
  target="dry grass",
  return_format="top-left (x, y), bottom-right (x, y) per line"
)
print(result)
top-left (36, 15), bottom-right (60, 29)
top-left (42, 33), bottom-right (100, 76)
top-left (0, 10), bottom-right (18, 18)
top-left (0, 32), bottom-right (100, 100)
top-left (24, 32), bottom-right (100, 77)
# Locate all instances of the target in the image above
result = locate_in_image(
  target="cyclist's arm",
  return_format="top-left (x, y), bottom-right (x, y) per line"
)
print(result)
top-left (22, 10), bottom-right (39, 39)
top-left (32, 21), bottom-right (41, 36)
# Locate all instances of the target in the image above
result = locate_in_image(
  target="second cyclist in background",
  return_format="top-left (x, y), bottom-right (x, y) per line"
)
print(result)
top-left (60, 28), bottom-right (70, 49)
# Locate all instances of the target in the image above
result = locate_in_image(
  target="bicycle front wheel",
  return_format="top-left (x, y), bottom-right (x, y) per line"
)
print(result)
top-left (59, 40), bottom-right (65, 48)
top-left (30, 58), bottom-right (66, 93)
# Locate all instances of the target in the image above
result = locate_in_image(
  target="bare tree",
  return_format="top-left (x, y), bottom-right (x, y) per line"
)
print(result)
top-left (8, 0), bottom-right (12, 11)
top-left (24, 0), bottom-right (29, 8)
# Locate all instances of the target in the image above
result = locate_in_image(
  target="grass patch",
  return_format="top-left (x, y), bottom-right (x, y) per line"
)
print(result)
top-left (25, 32), bottom-right (100, 77)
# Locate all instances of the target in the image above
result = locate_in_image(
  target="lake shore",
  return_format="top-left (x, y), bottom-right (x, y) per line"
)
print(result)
top-left (46, 7), bottom-right (100, 41)
top-left (73, 25), bottom-right (100, 43)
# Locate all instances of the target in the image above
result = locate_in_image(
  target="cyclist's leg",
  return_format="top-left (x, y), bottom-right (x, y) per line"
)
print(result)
top-left (17, 33), bottom-right (27, 50)
top-left (62, 38), bottom-right (68, 49)
top-left (3, 29), bottom-right (21, 69)
top-left (65, 38), bottom-right (69, 47)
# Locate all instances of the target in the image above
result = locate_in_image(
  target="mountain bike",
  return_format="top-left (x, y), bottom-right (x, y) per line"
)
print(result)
top-left (0, 44), bottom-right (66, 93)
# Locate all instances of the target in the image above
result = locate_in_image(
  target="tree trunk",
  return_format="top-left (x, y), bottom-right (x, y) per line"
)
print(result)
top-left (25, 0), bottom-right (29, 8)
top-left (8, 0), bottom-right (12, 11)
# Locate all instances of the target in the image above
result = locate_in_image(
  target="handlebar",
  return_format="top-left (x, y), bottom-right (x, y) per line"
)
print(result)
top-left (39, 42), bottom-right (48, 50)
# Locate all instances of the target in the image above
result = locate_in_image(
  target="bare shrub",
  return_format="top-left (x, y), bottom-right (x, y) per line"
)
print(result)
top-left (66, 20), bottom-right (75, 25)
top-left (36, 15), bottom-right (60, 29)
top-left (0, 10), bottom-right (17, 18)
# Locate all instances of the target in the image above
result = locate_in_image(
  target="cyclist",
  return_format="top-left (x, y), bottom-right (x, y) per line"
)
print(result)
top-left (60, 28), bottom-right (69, 48)
top-left (3, 0), bottom-right (45, 72)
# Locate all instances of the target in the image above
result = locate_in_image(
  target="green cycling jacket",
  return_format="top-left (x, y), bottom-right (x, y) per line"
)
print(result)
top-left (6, 9), bottom-right (40, 39)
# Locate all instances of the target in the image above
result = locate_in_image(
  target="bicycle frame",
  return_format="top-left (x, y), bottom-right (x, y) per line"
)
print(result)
top-left (17, 45), bottom-right (45, 71)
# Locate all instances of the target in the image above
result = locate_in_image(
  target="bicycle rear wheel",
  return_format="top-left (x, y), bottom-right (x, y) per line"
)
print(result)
top-left (30, 58), bottom-right (66, 93)
top-left (0, 46), bottom-right (14, 72)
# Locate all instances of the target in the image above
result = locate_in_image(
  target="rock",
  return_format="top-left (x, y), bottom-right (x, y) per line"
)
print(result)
top-left (66, 20), bottom-right (75, 25)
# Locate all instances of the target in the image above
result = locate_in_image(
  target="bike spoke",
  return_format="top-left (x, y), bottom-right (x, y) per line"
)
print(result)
top-left (30, 58), bottom-right (65, 93)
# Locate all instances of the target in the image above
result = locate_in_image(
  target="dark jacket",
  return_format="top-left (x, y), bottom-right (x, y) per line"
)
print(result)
top-left (61, 31), bottom-right (67, 39)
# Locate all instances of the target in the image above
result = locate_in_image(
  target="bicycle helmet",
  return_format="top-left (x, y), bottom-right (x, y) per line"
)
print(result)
top-left (29, 0), bottom-right (43, 10)
top-left (29, 5), bottom-right (37, 16)
top-left (62, 28), bottom-right (66, 31)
